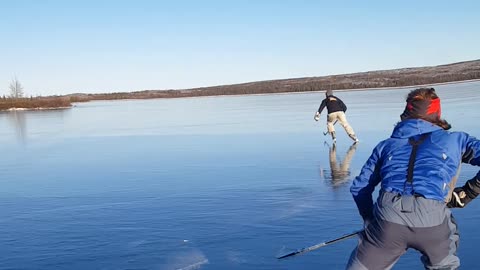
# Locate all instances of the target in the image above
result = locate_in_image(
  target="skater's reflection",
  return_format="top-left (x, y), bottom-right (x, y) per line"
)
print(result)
top-left (321, 142), bottom-right (358, 188)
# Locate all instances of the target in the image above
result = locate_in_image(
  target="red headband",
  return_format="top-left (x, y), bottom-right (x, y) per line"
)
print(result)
top-left (427, 98), bottom-right (441, 117)
top-left (401, 97), bottom-right (441, 121)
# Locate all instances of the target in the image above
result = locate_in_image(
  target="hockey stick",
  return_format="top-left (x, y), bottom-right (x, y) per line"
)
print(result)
top-left (277, 229), bottom-right (363, 259)
top-left (323, 120), bottom-right (338, 135)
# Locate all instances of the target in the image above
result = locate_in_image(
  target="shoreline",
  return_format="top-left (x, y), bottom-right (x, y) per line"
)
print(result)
top-left (1, 106), bottom-right (72, 112)
top-left (138, 78), bottom-right (480, 100)
top-left (315, 78), bottom-right (480, 94)
top-left (2, 78), bottom-right (480, 110)
top-left (241, 78), bottom-right (480, 97)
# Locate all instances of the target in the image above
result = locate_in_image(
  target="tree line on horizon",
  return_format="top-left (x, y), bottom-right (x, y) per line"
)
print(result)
top-left (0, 77), bottom-right (72, 111)
top-left (2, 60), bottom-right (480, 110)
top-left (68, 60), bottom-right (480, 101)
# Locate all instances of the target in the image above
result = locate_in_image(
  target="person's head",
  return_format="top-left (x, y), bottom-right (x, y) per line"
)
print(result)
top-left (326, 89), bottom-right (333, 97)
top-left (400, 87), bottom-right (451, 130)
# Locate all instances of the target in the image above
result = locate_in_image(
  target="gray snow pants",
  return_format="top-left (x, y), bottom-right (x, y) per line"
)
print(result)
top-left (346, 192), bottom-right (459, 270)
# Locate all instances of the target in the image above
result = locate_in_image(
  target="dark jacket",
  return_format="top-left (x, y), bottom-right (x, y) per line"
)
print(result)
top-left (350, 119), bottom-right (480, 221)
top-left (317, 95), bottom-right (347, 114)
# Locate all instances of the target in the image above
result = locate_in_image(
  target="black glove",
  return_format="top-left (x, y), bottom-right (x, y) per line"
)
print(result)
top-left (447, 175), bottom-right (480, 208)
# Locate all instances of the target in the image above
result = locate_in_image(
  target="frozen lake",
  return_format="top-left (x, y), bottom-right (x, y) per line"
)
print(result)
top-left (1, 81), bottom-right (480, 269)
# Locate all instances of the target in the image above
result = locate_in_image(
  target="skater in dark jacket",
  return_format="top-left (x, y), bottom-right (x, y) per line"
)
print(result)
top-left (347, 87), bottom-right (480, 270)
top-left (314, 90), bottom-right (358, 143)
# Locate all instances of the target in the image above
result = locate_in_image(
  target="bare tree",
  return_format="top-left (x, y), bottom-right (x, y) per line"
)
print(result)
top-left (9, 77), bottom-right (24, 98)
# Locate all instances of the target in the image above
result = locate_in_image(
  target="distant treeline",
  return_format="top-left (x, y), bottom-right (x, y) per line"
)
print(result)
top-left (2, 59), bottom-right (480, 111)
top-left (67, 59), bottom-right (480, 102)
top-left (0, 96), bottom-right (72, 111)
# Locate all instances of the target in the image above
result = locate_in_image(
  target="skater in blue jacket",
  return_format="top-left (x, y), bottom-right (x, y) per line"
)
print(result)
top-left (348, 87), bottom-right (480, 270)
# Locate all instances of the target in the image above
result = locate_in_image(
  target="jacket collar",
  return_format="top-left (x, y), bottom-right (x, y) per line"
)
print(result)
top-left (391, 119), bottom-right (442, 139)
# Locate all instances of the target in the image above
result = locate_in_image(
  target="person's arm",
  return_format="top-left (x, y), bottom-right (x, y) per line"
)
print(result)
top-left (350, 144), bottom-right (383, 222)
top-left (447, 133), bottom-right (480, 208)
top-left (317, 99), bottom-right (327, 114)
top-left (461, 133), bottom-right (480, 166)
top-left (314, 99), bottom-right (327, 121)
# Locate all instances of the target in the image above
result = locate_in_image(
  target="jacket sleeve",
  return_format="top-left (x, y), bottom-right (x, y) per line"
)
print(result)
top-left (461, 133), bottom-right (480, 166)
top-left (350, 143), bottom-right (383, 222)
top-left (339, 98), bottom-right (347, 112)
top-left (317, 99), bottom-right (327, 114)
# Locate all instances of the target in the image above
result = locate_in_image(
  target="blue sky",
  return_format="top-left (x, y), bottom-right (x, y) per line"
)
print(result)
top-left (0, 0), bottom-right (479, 96)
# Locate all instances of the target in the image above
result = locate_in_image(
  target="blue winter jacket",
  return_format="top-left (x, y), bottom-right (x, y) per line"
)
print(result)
top-left (350, 119), bottom-right (480, 221)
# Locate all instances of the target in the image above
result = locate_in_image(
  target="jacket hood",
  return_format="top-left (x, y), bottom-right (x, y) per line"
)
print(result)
top-left (391, 119), bottom-right (443, 138)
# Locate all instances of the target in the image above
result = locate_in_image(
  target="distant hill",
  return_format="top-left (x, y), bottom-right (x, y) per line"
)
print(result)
top-left (69, 59), bottom-right (480, 102)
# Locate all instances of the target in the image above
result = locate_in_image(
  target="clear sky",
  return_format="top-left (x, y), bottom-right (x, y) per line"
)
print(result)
top-left (0, 0), bottom-right (479, 96)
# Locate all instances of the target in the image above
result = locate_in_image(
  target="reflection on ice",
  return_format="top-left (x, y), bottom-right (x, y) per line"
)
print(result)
top-left (320, 142), bottom-right (358, 188)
